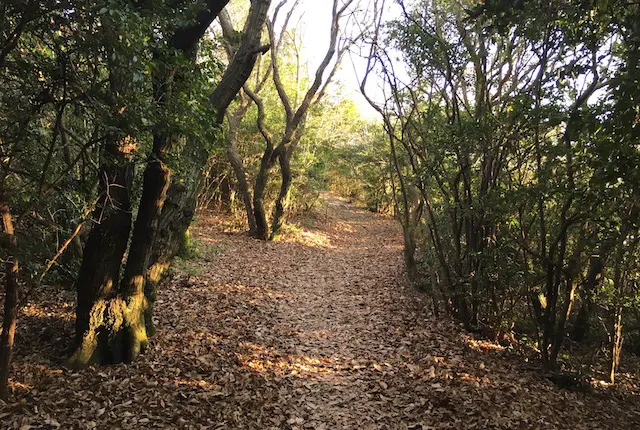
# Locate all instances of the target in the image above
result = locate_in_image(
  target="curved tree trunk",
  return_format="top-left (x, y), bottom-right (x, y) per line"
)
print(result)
top-left (149, 137), bottom-right (205, 262)
top-left (270, 150), bottom-right (291, 239)
top-left (152, 0), bottom-right (272, 251)
top-left (144, 175), bottom-right (200, 334)
top-left (248, 0), bottom-right (347, 242)
top-left (70, 0), bottom-right (272, 366)
top-left (142, 0), bottom-right (272, 335)
top-left (228, 142), bottom-right (256, 234)
top-left (145, 138), bottom-right (205, 330)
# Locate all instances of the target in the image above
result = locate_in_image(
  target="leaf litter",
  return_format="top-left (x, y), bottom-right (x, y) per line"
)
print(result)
top-left (2, 194), bottom-right (640, 429)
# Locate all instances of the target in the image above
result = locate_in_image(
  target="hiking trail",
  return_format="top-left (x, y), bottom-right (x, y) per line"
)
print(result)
top-left (3, 194), bottom-right (639, 429)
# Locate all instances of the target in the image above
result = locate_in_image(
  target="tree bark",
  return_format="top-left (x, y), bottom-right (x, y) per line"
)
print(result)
top-left (71, 0), bottom-right (271, 365)
top-left (145, 177), bottom-right (200, 333)
top-left (209, 1), bottom-right (272, 124)
top-left (244, 83), bottom-right (275, 241)
top-left (253, 148), bottom-right (274, 241)
top-left (225, 106), bottom-right (256, 232)
top-left (152, 0), bottom-right (272, 254)
top-left (0, 193), bottom-right (18, 400)
top-left (228, 143), bottom-right (256, 233)
top-left (170, 0), bottom-right (230, 55)
top-left (119, 131), bottom-right (171, 351)
top-left (610, 304), bottom-right (623, 384)
top-left (263, 0), bottom-right (348, 239)
top-left (270, 150), bottom-right (291, 238)
top-left (572, 254), bottom-right (603, 342)
top-left (70, 142), bottom-right (134, 366)
top-left (139, 0), bottom-right (272, 335)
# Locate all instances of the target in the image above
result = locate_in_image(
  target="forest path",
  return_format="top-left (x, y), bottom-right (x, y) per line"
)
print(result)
top-left (4, 194), bottom-right (640, 429)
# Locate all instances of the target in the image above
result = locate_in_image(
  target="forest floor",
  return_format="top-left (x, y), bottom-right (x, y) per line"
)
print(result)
top-left (3, 194), bottom-right (640, 429)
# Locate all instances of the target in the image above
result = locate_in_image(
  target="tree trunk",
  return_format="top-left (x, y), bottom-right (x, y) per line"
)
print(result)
top-left (572, 254), bottom-right (603, 342)
top-left (270, 150), bottom-right (292, 239)
top-left (118, 131), bottom-right (172, 353)
top-left (150, 136), bottom-right (206, 258)
top-left (69, 0), bottom-right (238, 367)
top-left (145, 143), bottom-right (203, 334)
top-left (69, 143), bottom-right (133, 367)
top-left (609, 237), bottom-right (628, 384)
top-left (610, 304), bottom-right (623, 384)
top-left (0, 195), bottom-right (18, 400)
top-left (219, 175), bottom-right (232, 212)
top-left (145, 176), bottom-right (200, 333)
top-left (549, 280), bottom-right (578, 366)
top-left (403, 227), bottom-right (418, 282)
top-left (253, 151), bottom-right (272, 241)
top-left (228, 143), bottom-right (256, 234)
top-left (143, 0), bottom-right (272, 330)
top-left (541, 263), bottom-right (558, 370)
top-left (152, 0), bottom-right (272, 248)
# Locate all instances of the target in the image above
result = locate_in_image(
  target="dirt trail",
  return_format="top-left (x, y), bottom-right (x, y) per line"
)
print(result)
top-left (3, 194), bottom-right (640, 429)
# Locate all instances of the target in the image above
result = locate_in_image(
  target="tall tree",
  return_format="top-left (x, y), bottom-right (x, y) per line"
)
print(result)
top-left (70, 0), bottom-right (236, 366)
top-left (146, 0), bottom-right (272, 320)
top-left (247, 0), bottom-right (353, 240)
top-left (357, 0), bottom-right (639, 374)
top-left (0, 0), bottom-right (125, 389)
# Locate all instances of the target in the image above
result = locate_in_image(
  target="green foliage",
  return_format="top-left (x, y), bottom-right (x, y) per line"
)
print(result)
top-left (0, 0), bottom-right (226, 285)
top-left (360, 0), bottom-right (640, 375)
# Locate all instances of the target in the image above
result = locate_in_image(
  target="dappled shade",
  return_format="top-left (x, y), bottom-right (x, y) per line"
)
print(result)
top-left (4, 196), bottom-right (639, 428)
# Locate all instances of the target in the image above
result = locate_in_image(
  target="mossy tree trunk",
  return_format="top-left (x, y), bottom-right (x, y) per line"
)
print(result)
top-left (151, 0), bottom-right (271, 246)
top-left (70, 1), bottom-right (237, 367)
top-left (119, 131), bottom-right (172, 348)
top-left (71, 0), bottom-right (273, 367)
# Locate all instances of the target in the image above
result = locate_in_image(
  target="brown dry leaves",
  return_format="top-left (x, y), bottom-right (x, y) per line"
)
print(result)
top-left (2, 194), bottom-right (640, 429)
